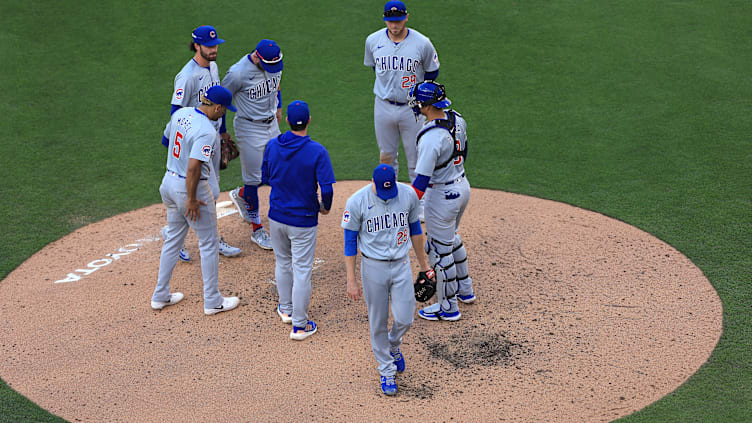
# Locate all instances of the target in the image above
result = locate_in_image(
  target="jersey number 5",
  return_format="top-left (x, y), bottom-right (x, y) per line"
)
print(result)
top-left (401, 75), bottom-right (417, 89)
top-left (172, 131), bottom-right (183, 159)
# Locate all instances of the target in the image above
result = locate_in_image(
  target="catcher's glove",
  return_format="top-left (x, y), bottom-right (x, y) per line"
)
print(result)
top-left (220, 137), bottom-right (240, 169)
top-left (414, 268), bottom-right (436, 302)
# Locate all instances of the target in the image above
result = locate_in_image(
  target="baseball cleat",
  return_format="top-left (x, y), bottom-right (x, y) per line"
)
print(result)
top-left (219, 237), bottom-right (242, 257)
top-left (229, 187), bottom-right (253, 223)
top-left (390, 348), bottom-right (405, 373)
top-left (380, 375), bottom-right (398, 396)
top-left (151, 292), bottom-right (184, 310)
top-left (290, 320), bottom-right (317, 340)
top-left (251, 228), bottom-right (273, 250)
top-left (204, 296), bottom-right (240, 315)
top-left (178, 248), bottom-right (191, 262)
top-left (418, 303), bottom-right (461, 321)
top-left (276, 305), bottom-right (292, 324)
top-left (458, 293), bottom-right (476, 304)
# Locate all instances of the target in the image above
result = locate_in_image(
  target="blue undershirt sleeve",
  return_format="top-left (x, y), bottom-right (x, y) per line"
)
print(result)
top-left (409, 220), bottom-right (423, 237)
top-left (161, 135), bottom-right (169, 148)
top-left (277, 90), bottom-right (282, 109)
top-left (162, 105), bottom-right (182, 147)
top-left (424, 69), bottom-right (439, 81)
top-left (344, 229), bottom-right (359, 256)
top-left (219, 112), bottom-right (227, 133)
top-left (412, 174), bottom-right (430, 192)
top-left (170, 104), bottom-right (181, 115)
top-left (320, 184), bottom-right (333, 210)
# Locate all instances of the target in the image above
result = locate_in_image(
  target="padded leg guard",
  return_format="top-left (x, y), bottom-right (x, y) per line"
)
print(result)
top-left (426, 236), bottom-right (458, 313)
top-left (453, 234), bottom-right (474, 297)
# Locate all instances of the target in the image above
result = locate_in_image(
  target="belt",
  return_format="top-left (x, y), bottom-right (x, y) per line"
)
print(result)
top-left (361, 253), bottom-right (406, 262)
top-left (166, 170), bottom-right (207, 181)
top-left (429, 172), bottom-right (465, 188)
top-left (386, 100), bottom-right (406, 106)
top-left (242, 116), bottom-right (275, 124)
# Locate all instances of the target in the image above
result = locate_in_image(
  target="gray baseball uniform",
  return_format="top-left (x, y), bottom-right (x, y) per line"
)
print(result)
top-left (153, 107), bottom-right (223, 309)
top-left (364, 28), bottom-right (439, 181)
top-left (222, 55), bottom-right (282, 186)
top-left (342, 182), bottom-right (420, 377)
top-left (415, 110), bottom-right (473, 314)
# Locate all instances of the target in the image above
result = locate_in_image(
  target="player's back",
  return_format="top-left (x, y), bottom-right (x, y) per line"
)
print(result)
top-left (164, 107), bottom-right (217, 180)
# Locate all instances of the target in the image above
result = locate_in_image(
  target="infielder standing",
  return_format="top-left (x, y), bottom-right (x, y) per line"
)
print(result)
top-left (223, 39), bottom-right (284, 250)
top-left (342, 164), bottom-right (432, 396)
top-left (161, 24), bottom-right (241, 260)
top-left (364, 1), bottom-right (440, 190)
top-left (408, 81), bottom-right (476, 321)
top-left (262, 100), bottom-right (335, 340)
top-left (151, 86), bottom-right (240, 315)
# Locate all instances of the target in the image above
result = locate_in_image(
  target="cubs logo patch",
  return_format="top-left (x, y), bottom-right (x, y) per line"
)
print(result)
top-left (202, 145), bottom-right (212, 157)
top-left (342, 210), bottom-right (350, 223)
top-left (444, 190), bottom-right (460, 200)
top-left (433, 51), bottom-right (439, 63)
top-left (383, 181), bottom-right (392, 189)
top-left (175, 88), bottom-right (184, 100)
top-left (209, 30), bottom-right (216, 39)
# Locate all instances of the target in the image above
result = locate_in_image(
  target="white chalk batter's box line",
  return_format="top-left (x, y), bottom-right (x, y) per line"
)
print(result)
top-left (55, 201), bottom-right (239, 285)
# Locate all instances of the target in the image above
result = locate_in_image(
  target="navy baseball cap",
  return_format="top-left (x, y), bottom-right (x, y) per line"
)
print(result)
top-left (255, 39), bottom-right (284, 73)
top-left (383, 1), bottom-right (408, 21)
top-left (205, 86), bottom-right (237, 112)
top-left (373, 164), bottom-right (398, 200)
top-left (287, 100), bottom-right (309, 126)
top-left (192, 25), bottom-right (225, 47)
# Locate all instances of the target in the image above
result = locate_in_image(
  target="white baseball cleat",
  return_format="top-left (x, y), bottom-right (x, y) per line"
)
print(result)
top-left (204, 296), bottom-right (240, 315)
top-left (229, 187), bottom-right (252, 223)
top-left (251, 228), bottom-right (273, 250)
top-left (276, 305), bottom-right (293, 324)
top-left (418, 302), bottom-right (461, 321)
top-left (458, 293), bottom-right (476, 304)
top-left (290, 320), bottom-right (317, 340)
top-left (151, 292), bottom-right (184, 310)
top-left (219, 237), bottom-right (242, 257)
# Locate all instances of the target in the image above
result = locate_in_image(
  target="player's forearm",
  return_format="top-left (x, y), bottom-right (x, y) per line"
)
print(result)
top-left (411, 233), bottom-right (430, 270)
top-left (185, 159), bottom-right (202, 201)
top-left (345, 254), bottom-right (357, 283)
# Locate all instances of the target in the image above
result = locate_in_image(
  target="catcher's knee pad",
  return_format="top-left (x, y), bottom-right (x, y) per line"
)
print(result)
top-left (452, 234), bottom-right (471, 285)
top-left (427, 236), bottom-right (458, 302)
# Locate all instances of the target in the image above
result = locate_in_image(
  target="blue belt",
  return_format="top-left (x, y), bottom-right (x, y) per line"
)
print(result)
top-left (362, 253), bottom-right (406, 262)
top-left (386, 100), bottom-right (406, 106)
top-left (242, 116), bottom-right (274, 124)
top-left (167, 170), bottom-right (207, 181)
top-left (429, 172), bottom-right (465, 188)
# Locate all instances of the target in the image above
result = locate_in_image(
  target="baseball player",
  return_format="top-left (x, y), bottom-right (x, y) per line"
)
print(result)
top-left (161, 25), bottom-right (241, 260)
top-left (342, 164), bottom-right (432, 396)
top-left (151, 85), bottom-right (240, 315)
top-left (407, 80), bottom-right (476, 321)
top-left (364, 0), bottom-right (440, 214)
top-left (262, 100), bottom-right (336, 340)
top-left (223, 39), bottom-right (284, 250)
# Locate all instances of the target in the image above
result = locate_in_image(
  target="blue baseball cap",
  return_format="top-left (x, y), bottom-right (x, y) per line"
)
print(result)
top-left (287, 100), bottom-right (309, 126)
top-left (373, 164), bottom-right (398, 200)
top-left (255, 39), bottom-right (284, 73)
top-left (383, 1), bottom-right (408, 21)
top-left (192, 25), bottom-right (225, 47)
top-left (205, 86), bottom-right (237, 112)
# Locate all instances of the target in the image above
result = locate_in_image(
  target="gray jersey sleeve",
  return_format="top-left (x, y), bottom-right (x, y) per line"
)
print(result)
top-left (414, 128), bottom-right (446, 177)
top-left (172, 70), bottom-right (194, 107)
top-left (342, 188), bottom-right (365, 232)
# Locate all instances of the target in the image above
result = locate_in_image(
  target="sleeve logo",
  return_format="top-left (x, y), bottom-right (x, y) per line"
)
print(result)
top-left (175, 88), bottom-right (184, 100)
top-left (202, 145), bottom-right (212, 157)
top-left (342, 210), bottom-right (350, 223)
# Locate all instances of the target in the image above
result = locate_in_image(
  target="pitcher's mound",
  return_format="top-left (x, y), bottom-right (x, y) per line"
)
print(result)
top-left (0, 181), bottom-right (722, 422)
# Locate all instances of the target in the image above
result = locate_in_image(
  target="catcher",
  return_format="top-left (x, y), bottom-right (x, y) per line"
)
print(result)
top-left (342, 164), bottom-right (434, 396)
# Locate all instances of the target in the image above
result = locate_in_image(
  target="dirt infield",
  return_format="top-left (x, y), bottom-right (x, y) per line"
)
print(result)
top-left (0, 181), bottom-right (722, 422)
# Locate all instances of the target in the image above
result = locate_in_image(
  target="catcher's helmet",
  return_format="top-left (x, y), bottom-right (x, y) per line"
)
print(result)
top-left (408, 81), bottom-right (452, 116)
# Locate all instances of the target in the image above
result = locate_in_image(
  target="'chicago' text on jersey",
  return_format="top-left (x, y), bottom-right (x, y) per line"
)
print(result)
top-left (248, 75), bottom-right (281, 100)
top-left (365, 211), bottom-right (409, 233)
top-left (197, 81), bottom-right (221, 103)
top-left (375, 55), bottom-right (421, 73)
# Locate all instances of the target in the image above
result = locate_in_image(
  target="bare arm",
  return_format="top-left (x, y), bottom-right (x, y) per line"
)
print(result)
top-left (411, 232), bottom-right (430, 272)
top-left (345, 254), bottom-right (362, 300)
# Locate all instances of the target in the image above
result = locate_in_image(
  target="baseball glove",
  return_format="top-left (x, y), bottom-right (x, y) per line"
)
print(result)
top-left (414, 268), bottom-right (436, 302)
top-left (220, 137), bottom-right (240, 170)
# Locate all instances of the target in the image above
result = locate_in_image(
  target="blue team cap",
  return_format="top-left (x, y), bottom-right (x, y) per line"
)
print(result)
top-left (255, 39), bottom-right (284, 73)
top-left (205, 86), bottom-right (237, 112)
top-left (383, 1), bottom-right (408, 21)
top-left (287, 100), bottom-right (310, 126)
top-left (373, 164), bottom-right (398, 200)
top-left (192, 25), bottom-right (225, 47)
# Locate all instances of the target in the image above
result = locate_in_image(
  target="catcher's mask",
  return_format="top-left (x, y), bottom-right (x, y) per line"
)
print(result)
top-left (408, 81), bottom-right (452, 116)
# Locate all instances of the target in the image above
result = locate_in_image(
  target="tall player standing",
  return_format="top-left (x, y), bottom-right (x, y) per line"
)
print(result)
top-left (364, 0), bottom-right (440, 218)
top-left (161, 25), bottom-right (242, 259)
top-left (223, 39), bottom-right (284, 250)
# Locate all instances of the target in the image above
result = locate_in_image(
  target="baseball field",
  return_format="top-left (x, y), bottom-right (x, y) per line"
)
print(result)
top-left (1, 0), bottom-right (750, 421)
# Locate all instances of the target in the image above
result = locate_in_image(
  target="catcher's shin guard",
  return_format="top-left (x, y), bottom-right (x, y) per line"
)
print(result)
top-left (453, 234), bottom-right (473, 296)
top-left (426, 236), bottom-right (458, 311)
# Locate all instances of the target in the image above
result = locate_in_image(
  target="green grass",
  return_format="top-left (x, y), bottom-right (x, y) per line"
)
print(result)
top-left (1, 1), bottom-right (750, 421)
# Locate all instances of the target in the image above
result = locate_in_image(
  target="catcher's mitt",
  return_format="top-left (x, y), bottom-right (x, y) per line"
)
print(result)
top-left (414, 268), bottom-right (436, 302)
top-left (220, 137), bottom-right (240, 169)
